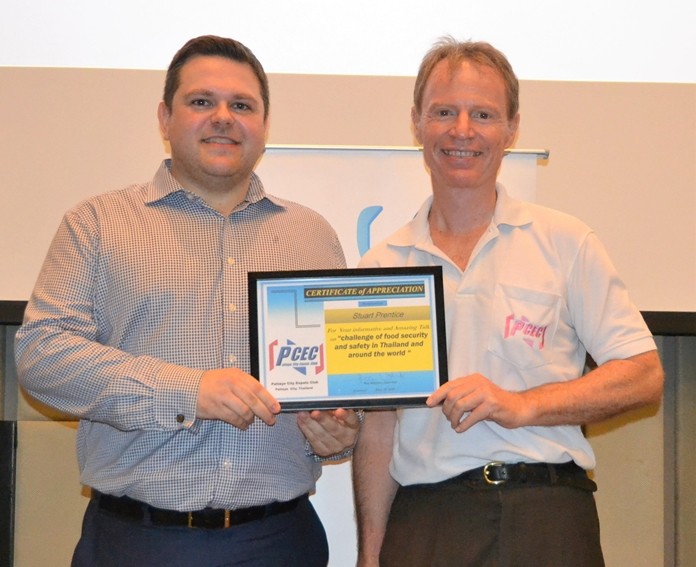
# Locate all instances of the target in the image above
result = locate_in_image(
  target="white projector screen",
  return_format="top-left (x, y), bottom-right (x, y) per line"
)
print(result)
top-left (0, 0), bottom-right (694, 83)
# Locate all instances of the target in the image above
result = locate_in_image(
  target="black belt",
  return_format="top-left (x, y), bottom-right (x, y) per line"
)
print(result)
top-left (441, 461), bottom-right (597, 492)
top-left (94, 491), bottom-right (306, 529)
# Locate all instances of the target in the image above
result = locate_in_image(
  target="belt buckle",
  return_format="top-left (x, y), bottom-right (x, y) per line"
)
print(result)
top-left (187, 509), bottom-right (232, 528)
top-left (483, 461), bottom-right (506, 485)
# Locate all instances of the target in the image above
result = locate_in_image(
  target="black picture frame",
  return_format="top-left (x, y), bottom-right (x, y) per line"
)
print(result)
top-left (248, 266), bottom-right (448, 410)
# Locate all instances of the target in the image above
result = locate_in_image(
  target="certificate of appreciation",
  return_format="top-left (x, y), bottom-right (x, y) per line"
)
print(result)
top-left (249, 267), bottom-right (448, 410)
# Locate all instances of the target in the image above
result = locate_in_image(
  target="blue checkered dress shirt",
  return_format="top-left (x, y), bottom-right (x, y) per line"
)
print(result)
top-left (15, 160), bottom-right (346, 511)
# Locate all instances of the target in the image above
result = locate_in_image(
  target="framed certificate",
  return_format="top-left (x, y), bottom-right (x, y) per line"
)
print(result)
top-left (249, 266), bottom-right (448, 410)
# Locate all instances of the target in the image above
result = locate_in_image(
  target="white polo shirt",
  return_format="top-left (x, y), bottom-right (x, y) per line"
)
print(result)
top-left (358, 185), bottom-right (656, 486)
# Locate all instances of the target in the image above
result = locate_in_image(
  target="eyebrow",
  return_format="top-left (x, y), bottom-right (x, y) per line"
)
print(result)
top-left (183, 88), bottom-right (259, 101)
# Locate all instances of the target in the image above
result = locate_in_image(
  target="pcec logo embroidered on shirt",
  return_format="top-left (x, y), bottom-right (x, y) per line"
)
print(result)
top-left (504, 314), bottom-right (548, 351)
top-left (268, 339), bottom-right (325, 375)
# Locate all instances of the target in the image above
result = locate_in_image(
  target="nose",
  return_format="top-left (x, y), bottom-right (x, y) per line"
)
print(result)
top-left (450, 113), bottom-right (474, 138)
top-left (211, 103), bottom-right (234, 126)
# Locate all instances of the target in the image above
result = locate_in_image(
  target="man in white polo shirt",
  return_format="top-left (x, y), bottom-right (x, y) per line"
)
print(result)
top-left (352, 37), bottom-right (664, 567)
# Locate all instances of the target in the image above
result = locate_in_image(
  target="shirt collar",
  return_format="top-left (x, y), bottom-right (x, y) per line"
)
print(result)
top-left (384, 183), bottom-right (534, 248)
top-left (145, 159), bottom-right (286, 209)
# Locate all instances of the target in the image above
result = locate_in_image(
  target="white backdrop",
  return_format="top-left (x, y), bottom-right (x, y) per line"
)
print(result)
top-left (257, 147), bottom-right (540, 267)
top-left (0, 146), bottom-right (538, 301)
top-left (1, 0), bottom-right (693, 83)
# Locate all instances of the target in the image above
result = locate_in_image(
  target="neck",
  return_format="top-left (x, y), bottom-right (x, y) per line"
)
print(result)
top-left (171, 168), bottom-right (252, 216)
top-left (428, 185), bottom-right (497, 271)
top-left (429, 184), bottom-right (497, 235)
top-left (199, 182), bottom-right (249, 216)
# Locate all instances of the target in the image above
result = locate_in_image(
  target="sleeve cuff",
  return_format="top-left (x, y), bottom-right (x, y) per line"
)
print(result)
top-left (153, 364), bottom-right (203, 431)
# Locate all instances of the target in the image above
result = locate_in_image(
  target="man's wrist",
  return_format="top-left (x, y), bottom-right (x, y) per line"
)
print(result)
top-left (307, 409), bottom-right (365, 461)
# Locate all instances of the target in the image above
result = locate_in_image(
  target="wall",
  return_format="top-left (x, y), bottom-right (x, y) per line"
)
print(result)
top-left (1, 70), bottom-right (695, 310)
top-left (1, 68), bottom-right (694, 566)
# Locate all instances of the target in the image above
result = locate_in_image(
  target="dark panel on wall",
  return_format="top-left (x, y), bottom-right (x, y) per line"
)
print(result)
top-left (642, 312), bottom-right (696, 337)
top-left (0, 302), bottom-right (25, 326)
top-left (0, 421), bottom-right (16, 567)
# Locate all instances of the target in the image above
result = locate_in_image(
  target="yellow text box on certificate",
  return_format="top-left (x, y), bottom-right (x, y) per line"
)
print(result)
top-left (324, 306), bottom-right (433, 373)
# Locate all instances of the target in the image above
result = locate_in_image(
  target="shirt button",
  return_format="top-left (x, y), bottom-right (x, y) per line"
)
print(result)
top-left (228, 354), bottom-right (237, 364)
top-left (227, 257), bottom-right (235, 265)
top-left (176, 414), bottom-right (185, 423)
top-left (228, 304), bottom-right (236, 312)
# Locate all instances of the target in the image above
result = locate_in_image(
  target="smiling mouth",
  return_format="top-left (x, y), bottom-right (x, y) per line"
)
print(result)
top-left (203, 137), bottom-right (238, 145)
top-left (442, 149), bottom-right (482, 157)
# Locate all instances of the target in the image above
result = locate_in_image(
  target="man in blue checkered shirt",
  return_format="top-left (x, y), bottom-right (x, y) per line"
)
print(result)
top-left (16, 35), bottom-right (360, 567)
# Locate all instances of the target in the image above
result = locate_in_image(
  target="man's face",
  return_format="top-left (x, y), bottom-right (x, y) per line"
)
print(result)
top-left (158, 55), bottom-right (268, 193)
top-left (413, 59), bottom-right (519, 194)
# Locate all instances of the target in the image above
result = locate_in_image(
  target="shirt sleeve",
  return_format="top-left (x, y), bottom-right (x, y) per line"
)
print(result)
top-left (14, 205), bottom-right (201, 432)
top-left (567, 232), bottom-right (656, 365)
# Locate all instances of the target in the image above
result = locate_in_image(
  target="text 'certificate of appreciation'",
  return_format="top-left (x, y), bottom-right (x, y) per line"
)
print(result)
top-left (249, 267), bottom-right (448, 410)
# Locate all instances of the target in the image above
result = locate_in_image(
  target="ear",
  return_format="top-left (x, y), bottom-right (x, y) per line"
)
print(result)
top-left (505, 113), bottom-right (521, 147)
top-left (157, 101), bottom-right (171, 141)
top-left (411, 106), bottom-right (423, 145)
top-left (263, 114), bottom-right (271, 141)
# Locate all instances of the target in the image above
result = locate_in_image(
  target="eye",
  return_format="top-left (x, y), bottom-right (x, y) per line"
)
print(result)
top-left (473, 111), bottom-right (491, 120)
top-left (231, 101), bottom-right (252, 112)
top-left (431, 107), bottom-right (454, 119)
top-left (190, 98), bottom-right (211, 107)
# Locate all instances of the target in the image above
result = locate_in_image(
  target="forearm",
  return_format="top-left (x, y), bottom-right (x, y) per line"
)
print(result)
top-left (521, 350), bottom-right (664, 426)
top-left (352, 409), bottom-right (398, 565)
top-left (16, 318), bottom-right (201, 430)
top-left (433, 350), bottom-right (664, 433)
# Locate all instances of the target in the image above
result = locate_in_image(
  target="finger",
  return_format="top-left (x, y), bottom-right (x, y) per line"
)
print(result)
top-left (222, 381), bottom-right (280, 427)
top-left (297, 411), bottom-right (330, 437)
top-left (426, 384), bottom-right (452, 407)
top-left (243, 381), bottom-right (282, 415)
top-left (310, 408), bottom-right (359, 429)
top-left (454, 405), bottom-right (487, 433)
top-left (223, 410), bottom-right (255, 430)
top-left (296, 417), bottom-right (335, 455)
top-left (298, 410), bottom-right (359, 456)
top-left (197, 369), bottom-right (281, 428)
top-left (326, 407), bottom-right (350, 423)
top-left (437, 392), bottom-right (470, 428)
top-left (337, 408), bottom-right (361, 428)
top-left (237, 392), bottom-right (280, 426)
top-left (209, 394), bottom-right (256, 430)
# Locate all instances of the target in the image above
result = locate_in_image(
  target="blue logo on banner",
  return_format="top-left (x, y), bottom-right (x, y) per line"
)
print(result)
top-left (356, 205), bottom-right (383, 256)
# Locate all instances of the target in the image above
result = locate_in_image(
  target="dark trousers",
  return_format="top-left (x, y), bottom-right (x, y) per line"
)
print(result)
top-left (380, 479), bottom-right (605, 567)
top-left (72, 496), bottom-right (329, 567)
